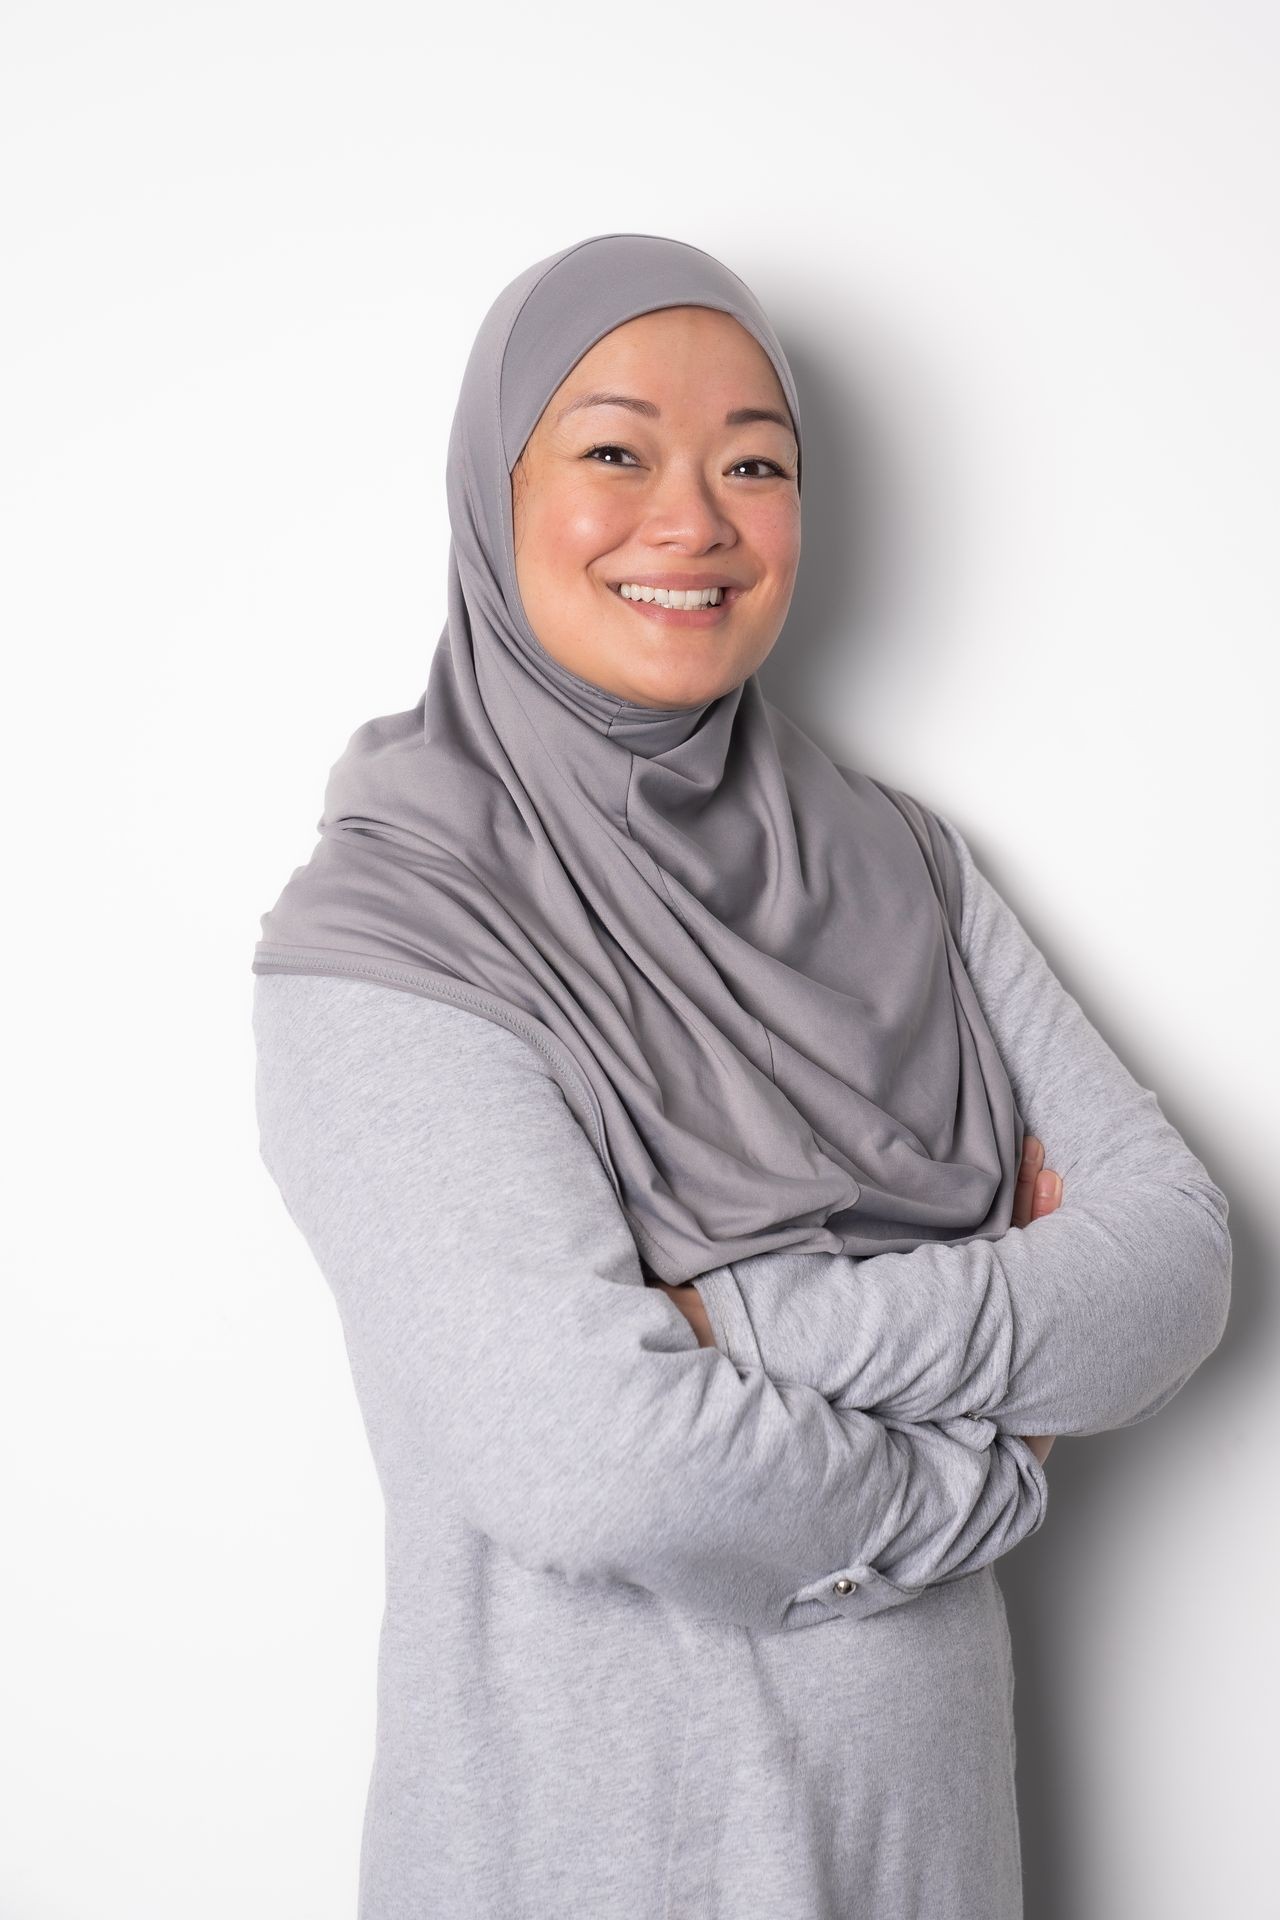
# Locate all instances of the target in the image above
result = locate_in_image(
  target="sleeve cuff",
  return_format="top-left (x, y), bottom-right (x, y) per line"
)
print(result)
top-left (782, 1560), bottom-right (929, 1629)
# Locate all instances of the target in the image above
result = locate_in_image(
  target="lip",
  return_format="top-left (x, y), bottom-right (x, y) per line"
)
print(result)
top-left (606, 578), bottom-right (742, 626)
top-left (607, 573), bottom-right (744, 591)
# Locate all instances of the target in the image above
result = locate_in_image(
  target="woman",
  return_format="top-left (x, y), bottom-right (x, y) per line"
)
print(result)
top-left (250, 232), bottom-right (1231, 1918)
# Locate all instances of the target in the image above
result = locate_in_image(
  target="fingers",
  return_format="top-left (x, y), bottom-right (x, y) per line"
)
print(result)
top-left (1013, 1133), bottom-right (1063, 1228)
top-left (1012, 1134), bottom-right (1043, 1228)
top-left (1032, 1167), bottom-right (1063, 1218)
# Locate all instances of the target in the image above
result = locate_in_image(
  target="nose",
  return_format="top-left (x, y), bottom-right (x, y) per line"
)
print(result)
top-left (641, 463), bottom-right (737, 553)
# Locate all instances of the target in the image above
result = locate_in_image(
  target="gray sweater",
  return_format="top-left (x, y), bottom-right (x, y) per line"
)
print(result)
top-left (250, 810), bottom-right (1231, 1919)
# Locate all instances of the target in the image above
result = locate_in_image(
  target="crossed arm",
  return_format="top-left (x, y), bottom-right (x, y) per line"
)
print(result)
top-left (251, 818), bottom-right (1228, 1635)
top-left (654, 1129), bottom-right (1065, 1463)
top-left (253, 963), bottom-right (1053, 1634)
top-left (657, 813), bottom-right (1231, 1455)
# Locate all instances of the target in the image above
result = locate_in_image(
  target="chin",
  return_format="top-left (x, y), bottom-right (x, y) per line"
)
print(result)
top-left (630, 677), bottom-right (730, 711)
top-left (626, 657), bottom-right (745, 711)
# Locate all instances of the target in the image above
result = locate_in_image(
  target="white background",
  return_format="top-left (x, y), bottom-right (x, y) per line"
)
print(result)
top-left (3, 2), bottom-right (1275, 1915)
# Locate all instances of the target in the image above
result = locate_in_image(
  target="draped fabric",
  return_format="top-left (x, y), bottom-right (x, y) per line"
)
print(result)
top-left (252, 231), bottom-right (1023, 1285)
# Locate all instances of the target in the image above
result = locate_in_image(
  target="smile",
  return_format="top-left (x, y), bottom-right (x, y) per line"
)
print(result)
top-left (607, 581), bottom-right (742, 625)
top-left (618, 583), bottom-right (723, 609)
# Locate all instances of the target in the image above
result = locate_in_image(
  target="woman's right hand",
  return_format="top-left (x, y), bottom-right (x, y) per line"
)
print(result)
top-left (1015, 1132), bottom-right (1062, 1464)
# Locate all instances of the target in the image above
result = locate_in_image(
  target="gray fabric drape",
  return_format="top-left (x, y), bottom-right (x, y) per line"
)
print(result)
top-left (251, 230), bottom-right (1023, 1285)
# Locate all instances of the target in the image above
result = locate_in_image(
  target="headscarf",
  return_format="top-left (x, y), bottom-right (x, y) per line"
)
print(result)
top-left (252, 230), bottom-right (1024, 1286)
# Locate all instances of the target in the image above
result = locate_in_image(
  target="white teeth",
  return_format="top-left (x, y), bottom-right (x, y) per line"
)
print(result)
top-left (618, 583), bottom-right (724, 608)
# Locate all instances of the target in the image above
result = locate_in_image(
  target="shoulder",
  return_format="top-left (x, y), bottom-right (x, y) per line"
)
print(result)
top-left (249, 973), bottom-right (630, 1269)
top-left (251, 972), bottom-right (570, 1168)
top-left (872, 790), bottom-right (1027, 982)
top-left (251, 970), bottom-right (547, 1078)
top-left (861, 775), bottom-right (979, 951)
top-left (253, 967), bottom-right (537, 1059)
top-left (929, 807), bottom-right (979, 910)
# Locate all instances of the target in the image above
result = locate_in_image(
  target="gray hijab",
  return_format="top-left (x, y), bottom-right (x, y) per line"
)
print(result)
top-left (252, 230), bottom-right (1024, 1286)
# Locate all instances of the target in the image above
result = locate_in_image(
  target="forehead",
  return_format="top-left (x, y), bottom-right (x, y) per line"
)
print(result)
top-left (565, 306), bottom-right (782, 390)
top-left (539, 309), bottom-right (795, 442)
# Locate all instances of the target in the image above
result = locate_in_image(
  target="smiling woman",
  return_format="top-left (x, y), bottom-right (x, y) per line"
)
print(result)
top-left (250, 230), bottom-right (1231, 1920)
top-left (510, 305), bottom-right (802, 710)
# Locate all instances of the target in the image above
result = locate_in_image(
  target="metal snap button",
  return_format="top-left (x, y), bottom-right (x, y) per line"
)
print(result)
top-left (833, 1577), bottom-right (857, 1595)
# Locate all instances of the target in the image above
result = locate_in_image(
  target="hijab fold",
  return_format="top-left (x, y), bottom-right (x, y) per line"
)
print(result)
top-left (252, 231), bottom-right (1024, 1286)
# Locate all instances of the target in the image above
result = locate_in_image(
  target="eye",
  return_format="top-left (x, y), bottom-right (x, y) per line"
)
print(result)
top-left (583, 443), bottom-right (640, 466)
top-left (582, 444), bottom-right (791, 479)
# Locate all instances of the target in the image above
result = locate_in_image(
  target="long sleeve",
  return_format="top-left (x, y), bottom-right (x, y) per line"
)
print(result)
top-left (691, 811), bottom-right (1233, 1439)
top-left (252, 969), bottom-right (1049, 1635)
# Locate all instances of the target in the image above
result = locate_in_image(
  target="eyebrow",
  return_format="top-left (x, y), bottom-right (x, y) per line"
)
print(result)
top-left (554, 390), bottom-right (797, 443)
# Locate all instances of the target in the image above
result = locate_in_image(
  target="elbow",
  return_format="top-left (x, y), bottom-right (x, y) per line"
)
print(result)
top-left (1126, 1175), bottom-right (1233, 1430)
top-left (1128, 1166), bottom-right (1233, 1368)
top-left (1177, 1172), bottom-right (1234, 1362)
top-left (1079, 1172), bottom-right (1234, 1436)
top-left (461, 1463), bottom-right (627, 1595)
top-left (450, 1415), bottom-right (671, 1599)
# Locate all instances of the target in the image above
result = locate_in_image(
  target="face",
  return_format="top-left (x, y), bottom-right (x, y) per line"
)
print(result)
top-left (510, 306), bottom-right (801, 711)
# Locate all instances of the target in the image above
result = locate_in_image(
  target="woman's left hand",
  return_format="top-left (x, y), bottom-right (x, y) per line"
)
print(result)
top-left (647, 1277), bottom-right (718, 1348)
top-left (1014, 1132), bottom-right (1063, 1228)
top-left (1012, 1132), bottom-right (1063, 1464)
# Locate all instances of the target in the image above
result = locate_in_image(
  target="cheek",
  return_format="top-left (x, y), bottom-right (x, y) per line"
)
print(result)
top-left (749, 498), bottom-right (801, 581)
top-left (531, 487), bottom-right (633, 580)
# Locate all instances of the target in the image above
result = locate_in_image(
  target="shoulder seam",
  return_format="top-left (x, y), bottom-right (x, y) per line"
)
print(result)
top-left (251, 952), bottom-right (612, 1173)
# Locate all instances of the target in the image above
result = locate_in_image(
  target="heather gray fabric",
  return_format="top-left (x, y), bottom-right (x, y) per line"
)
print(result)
top-left (252, 230), bottom-right (1024, 1284)
top-left (250, 811), bottom-right (1231, 1918)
